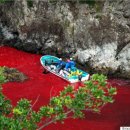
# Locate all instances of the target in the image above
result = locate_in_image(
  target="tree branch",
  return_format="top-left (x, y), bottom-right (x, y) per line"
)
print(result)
top-left (27, 95), bottom-right (40, 115)
top-left (38, 118), bottom-right (56, 130)
top-left (38, 109), bottom-right (72, 130)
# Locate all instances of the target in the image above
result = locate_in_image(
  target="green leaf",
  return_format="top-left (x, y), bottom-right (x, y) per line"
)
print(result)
top-left (108, 87), bottom-right (117, 95)
top-left (102, 96), bottom-right (114, 103)
top-left (56, 113), bottom-right (66, 121)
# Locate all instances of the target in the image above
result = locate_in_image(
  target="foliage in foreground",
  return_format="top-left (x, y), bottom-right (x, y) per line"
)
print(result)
top-left (0, 70), bottom-right (117, 130)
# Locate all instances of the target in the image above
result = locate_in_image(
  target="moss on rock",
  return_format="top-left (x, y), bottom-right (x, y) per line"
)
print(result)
top-left (3, 67), bottom-right (28, 82)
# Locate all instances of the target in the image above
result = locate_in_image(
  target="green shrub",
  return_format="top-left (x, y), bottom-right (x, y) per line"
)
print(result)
top-left (79, 0), bottom-right (96, 6)
top-left (27, 0), bottom-right (33, 8)
top-left (0, 0), bottom-right (14, 3)
top-left (0, 0), bottom-right (6, 3)
top-left (0, 67), bottom-right (6, 84)
top-left (0, 71), bottom-right (117, 130)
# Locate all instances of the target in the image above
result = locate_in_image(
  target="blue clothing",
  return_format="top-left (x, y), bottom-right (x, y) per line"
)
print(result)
top-left (65, 60), bottom-right (75, 70)
top-left (56, 60), bottom-right (66, 73)
top-left (57, 60), bottom-right (66, 68)
top-left (70, 61), bottom-right (75, 68)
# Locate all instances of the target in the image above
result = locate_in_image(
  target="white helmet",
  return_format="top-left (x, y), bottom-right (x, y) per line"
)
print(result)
top-left (70, 58), bottom-right (73, 60)
top-left (59, 58), bottom-right (62, 60)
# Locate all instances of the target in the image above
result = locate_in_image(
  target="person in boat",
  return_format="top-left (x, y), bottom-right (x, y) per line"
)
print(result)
top-left (65, 58), bottom-right (76, 72)
top-left (56, 58), bottom-right (66, 73)
top-left (57, 58), bottom-right (76, 77)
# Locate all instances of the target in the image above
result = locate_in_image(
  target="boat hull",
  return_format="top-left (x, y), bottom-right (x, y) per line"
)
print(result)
top-left (40, 55), bottom-right (89, 83)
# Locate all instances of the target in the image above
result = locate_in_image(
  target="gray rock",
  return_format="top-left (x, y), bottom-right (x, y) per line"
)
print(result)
top-left (123, 9), bottom-right (130, 18)
top-left (0, 0), bottom-right (130, 78)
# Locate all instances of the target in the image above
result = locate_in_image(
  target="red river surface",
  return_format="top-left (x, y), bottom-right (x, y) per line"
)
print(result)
top-left (0, 46), bottom-right (130, 130)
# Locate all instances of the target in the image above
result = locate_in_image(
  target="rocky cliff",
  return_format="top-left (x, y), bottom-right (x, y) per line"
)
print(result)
top-left (0, 0), bottom-right (130, 78)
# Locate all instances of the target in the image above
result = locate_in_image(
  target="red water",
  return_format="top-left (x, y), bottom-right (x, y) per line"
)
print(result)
top-left (0, 46), bottom-right (130, 130)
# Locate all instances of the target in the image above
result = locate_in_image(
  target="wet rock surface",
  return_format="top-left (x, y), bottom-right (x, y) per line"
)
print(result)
top-left (3, 67), bottom-right (28, 82)
top-left (0, 0), bottom-right (130, 78)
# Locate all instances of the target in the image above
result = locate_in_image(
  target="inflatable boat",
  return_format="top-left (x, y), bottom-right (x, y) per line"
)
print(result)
top-left (40, 55), bottom-right (89, 83)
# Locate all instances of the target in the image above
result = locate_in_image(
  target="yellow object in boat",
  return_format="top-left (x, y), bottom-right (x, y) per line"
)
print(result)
top-left (69, 70), bottom-right (82, 77)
